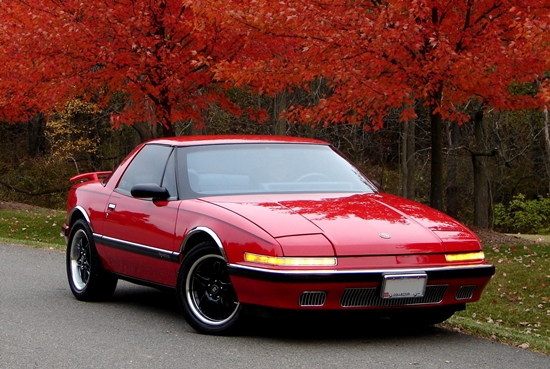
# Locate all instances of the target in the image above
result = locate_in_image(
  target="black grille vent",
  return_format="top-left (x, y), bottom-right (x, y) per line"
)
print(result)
top-left (299, 291), bottom-right (327, 306)
top-left (340, 285), bottom-right (448, 307)
top-left (455, 285), bottom-right (476, 300)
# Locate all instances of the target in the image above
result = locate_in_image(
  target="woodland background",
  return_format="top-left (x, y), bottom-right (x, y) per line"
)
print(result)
top-left (1, 0), bottom-right (550, 233)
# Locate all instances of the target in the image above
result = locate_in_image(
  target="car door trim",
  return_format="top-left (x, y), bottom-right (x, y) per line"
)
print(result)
top-left (94, 234), bottom-right (180, 263)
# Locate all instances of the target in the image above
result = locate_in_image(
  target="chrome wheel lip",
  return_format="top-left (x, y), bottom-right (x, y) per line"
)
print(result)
top-left (185, 254), bottom-right (240, 326)
top-left (70, 229), bottom-right (90, 291)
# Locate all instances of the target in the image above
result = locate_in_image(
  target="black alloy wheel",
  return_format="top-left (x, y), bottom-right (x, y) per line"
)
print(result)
top-left (177, 241), bottom-right (242, 335)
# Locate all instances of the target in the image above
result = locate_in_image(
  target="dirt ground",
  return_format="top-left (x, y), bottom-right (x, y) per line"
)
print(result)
top-left (470, 227), bottom-right (539, 246)
top-left (0, 201), bottom-right (47, 211)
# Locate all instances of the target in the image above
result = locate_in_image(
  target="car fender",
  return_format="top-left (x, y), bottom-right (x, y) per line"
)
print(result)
top-left (68, 205), bottom-right (92, 227)
top-left (181, 226), bottom-right (227, 261)
top-left (63, 205), bottom-right (93, 240)
top-left (175, 200), bottom-right (283, 265)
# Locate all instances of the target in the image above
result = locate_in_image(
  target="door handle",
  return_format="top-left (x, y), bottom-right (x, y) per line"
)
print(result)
top-left (108, 203), bottom-right (116, 211)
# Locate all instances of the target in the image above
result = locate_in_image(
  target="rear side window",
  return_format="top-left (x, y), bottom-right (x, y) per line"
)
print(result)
top-left (116, 144), bottom-right (173, 196)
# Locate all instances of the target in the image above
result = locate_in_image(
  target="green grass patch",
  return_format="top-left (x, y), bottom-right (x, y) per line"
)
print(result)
top-left (443, 244), bottom-right (550, 355)
top-left (0, 208), bottom-right (66, 250)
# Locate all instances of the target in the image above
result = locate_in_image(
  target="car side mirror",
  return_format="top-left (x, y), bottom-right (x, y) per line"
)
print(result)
top-left (130, 183), bottom-right (170, 200)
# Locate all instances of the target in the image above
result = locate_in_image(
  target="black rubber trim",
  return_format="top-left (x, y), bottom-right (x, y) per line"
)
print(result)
top-left (227, 264), bottom-right (495, 283)
top-left (94, 234), bottom-right (180, 263)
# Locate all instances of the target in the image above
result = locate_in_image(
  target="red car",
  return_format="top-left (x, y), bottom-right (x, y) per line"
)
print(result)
top-left (63, 135), bottom-right (494, 334)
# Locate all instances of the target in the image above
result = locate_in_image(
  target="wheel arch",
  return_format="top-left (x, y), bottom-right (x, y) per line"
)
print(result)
top-left (180, 226), bottom-right (227, 262)
top-left (68, 206), bottom-right (92, 232)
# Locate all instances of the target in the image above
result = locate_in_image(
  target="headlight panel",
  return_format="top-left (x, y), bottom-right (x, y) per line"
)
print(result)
top-left (244, 252), bottom-right (337, 267)
top-left (445, 251), bottom-right (485, 262)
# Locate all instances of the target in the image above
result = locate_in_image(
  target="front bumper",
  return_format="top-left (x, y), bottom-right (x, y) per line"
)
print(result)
top-left (228, 263), bottom-right (495, 310)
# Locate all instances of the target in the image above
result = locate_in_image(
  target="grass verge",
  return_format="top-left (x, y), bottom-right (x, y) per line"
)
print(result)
top-left (0, 207), bottom-right (66, 251)
top-left (442, 243), bottom-right (550, 355)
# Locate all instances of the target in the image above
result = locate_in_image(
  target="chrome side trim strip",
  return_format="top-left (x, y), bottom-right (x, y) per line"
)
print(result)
top-left (94, 234), bottom-right (179, 263)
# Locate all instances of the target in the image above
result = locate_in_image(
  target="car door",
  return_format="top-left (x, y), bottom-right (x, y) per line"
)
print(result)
top-left (99, 144), bottom-right (180, 286)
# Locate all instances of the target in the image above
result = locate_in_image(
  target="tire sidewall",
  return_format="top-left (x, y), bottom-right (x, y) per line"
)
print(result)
top-left (177, 242), bottom-right (242, 335)
top-left (66, 218), bottom-right (116, 301)
top-left (66, 219), bottom-right (94, 299)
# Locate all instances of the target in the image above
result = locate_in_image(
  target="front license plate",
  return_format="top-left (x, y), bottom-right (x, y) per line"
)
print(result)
top-left (381, 273), bottom-right (427, 299)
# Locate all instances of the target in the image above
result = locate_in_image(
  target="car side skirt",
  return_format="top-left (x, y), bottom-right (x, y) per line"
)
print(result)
top-left (111, 272), bottom-right (176, 292)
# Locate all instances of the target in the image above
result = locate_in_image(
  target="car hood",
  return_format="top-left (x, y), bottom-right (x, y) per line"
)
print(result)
top-left (201, 193), bottom-right (480, 256)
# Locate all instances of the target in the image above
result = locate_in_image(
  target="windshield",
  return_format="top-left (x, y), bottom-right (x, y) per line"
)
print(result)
top-left (178, 143), bottom-right (376, 197)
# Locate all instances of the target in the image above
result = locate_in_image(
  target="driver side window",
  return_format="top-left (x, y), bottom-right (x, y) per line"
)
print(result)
top-left (116, 144), bottom-right (174, 196)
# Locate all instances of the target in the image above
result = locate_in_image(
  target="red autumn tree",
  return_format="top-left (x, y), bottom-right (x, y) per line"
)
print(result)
top-left (2, 0), bottom-right (549, 218)
top-left (211, 0), bottom-right (550, 212)
top-left (0, 0), bottom-right (254, 137)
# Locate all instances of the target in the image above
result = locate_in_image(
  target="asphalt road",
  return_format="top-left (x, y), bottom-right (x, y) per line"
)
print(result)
top-left (1, 243), bottom-right (549, 369)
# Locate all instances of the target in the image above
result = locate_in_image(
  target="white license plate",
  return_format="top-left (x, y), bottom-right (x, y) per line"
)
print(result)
top-left (381, 273), bottom-right (427, 299)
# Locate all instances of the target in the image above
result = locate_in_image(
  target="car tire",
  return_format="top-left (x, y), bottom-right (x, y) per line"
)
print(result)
top-left (66, 219), bottom-right (117, 301)
top-left (177, 241), bottom-right (242, 335)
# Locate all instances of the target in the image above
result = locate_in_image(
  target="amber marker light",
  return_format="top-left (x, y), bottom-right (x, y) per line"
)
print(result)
top-left (445, 251), bottom-right (485, 262)
top-left (244, 252), bottom-right (337, 267)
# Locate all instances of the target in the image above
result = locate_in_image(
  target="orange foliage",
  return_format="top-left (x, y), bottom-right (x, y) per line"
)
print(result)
top-left (0, 0), bottom-right (249, 127)
top-left (210, 0), bottom-right (550, 125)
top-left (0, 1), bottom-right (549, 129)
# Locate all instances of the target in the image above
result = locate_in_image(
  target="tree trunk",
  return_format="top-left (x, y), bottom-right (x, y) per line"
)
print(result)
top-left (543, 106), bottom-right (550, 193)
top-left (273, 91), bottom-right (288, 136)
top-left (446, 120), bottom-right (460, 218)
top-left (131, 121), bottom-right (159, 143)
top-left (401, 118), bottom-right (416, 200)
top-left (159, 123), bottom-right (175, 138)
top-left (430, 105), bottom-right (444, 211)
top-left (27, 113), bottom-right (47, 157)
top-left (472, 108), bottom-right (490, 228)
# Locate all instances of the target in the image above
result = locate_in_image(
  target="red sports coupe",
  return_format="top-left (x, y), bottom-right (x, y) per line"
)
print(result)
top-left (63, 135), bottom-right (494, 334)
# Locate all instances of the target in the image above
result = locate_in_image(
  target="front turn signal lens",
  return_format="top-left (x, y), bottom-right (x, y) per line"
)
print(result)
top-left (244, 252), bottom-right (337, 267)
top-left (445, 251), bottom-right (485, 262)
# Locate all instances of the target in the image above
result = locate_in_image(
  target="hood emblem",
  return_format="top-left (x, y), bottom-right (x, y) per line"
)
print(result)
top-left (379, 233), bottom-right (392, 239)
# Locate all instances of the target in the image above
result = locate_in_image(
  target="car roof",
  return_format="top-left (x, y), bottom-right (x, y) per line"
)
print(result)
top-left (144, 135), bottom-right (329, 147)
